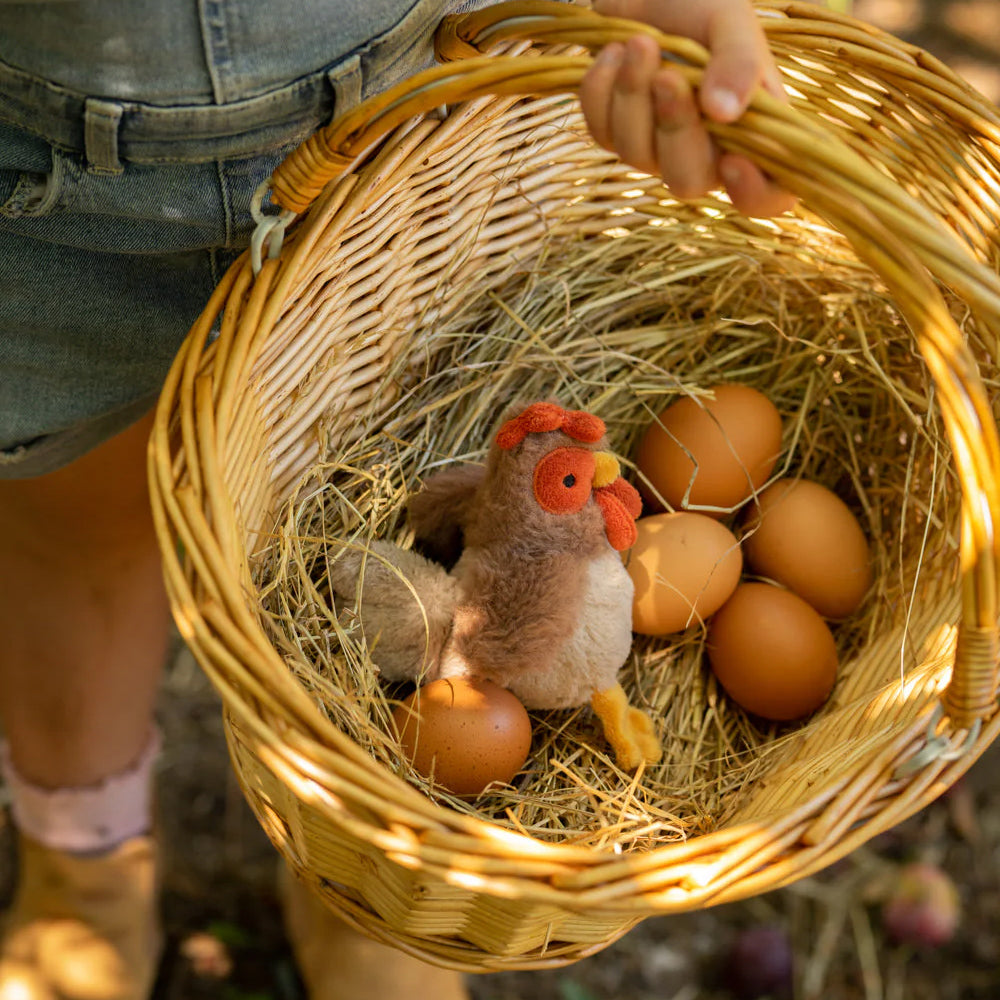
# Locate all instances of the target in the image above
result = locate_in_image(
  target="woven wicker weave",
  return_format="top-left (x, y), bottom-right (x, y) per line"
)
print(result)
top-left (150, 0), bottom-right (1000, 971)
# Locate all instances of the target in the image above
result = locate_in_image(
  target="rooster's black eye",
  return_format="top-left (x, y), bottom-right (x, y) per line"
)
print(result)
top-left (563, 474), bottom-right (576, 488)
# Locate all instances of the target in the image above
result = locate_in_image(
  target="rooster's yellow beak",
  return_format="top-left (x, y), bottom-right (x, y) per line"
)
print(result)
top-left (593, 451), bottom-right (620, 489)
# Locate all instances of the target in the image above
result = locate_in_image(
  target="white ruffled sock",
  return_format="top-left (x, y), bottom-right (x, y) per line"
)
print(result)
top-left (0, 731), bottom-right (160, 855)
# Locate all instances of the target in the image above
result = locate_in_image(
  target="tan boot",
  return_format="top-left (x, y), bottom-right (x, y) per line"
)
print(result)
top-left (279, 866), bottom-right (470, 1000)
top-left (0, 835), bottom-right (162, 1000)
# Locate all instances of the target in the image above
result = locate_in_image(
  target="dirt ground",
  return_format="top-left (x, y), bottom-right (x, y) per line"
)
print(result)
top-left (107, 3), bottom-right (1000, 998)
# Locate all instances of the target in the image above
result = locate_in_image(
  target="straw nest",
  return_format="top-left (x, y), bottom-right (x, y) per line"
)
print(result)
top-left (252, 187), bottom-right (978, 855)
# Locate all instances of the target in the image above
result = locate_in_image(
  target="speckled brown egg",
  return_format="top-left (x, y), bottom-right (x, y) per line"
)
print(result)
top-left (627, 512), bottom-right (743, 635)
top-left (392, 677), bottom-right (532, 797)
top-left (636, 384), bottom-right (783, 517)
top-left (740, 477), bottom-right (872, 619)
top-left (707, 582), bottom-right (838, 721)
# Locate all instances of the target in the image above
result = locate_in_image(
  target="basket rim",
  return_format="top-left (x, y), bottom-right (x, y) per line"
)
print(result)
top-left (148, 0), bottom-right (1000, 933)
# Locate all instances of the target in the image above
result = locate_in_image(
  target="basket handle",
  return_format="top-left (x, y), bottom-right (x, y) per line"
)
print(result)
top-left (268, 0), bottom-right (1000, 734)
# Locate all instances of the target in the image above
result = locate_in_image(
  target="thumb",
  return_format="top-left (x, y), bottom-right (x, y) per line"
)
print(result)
top-left (591, 0), bottom-right (772, 124)
top-left (592, 0), bottom-right (662, 21)
top-left (700, 8), bottom-right (771, 122)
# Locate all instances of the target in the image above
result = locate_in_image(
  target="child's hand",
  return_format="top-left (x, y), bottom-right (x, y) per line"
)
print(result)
top-left (579, 0), bottom-right (796, 217)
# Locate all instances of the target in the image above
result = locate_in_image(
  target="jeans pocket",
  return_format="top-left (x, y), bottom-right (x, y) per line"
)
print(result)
top-left (0, 124), bottom-right (72, 219)
top-left (0, 170), bottom-right (55, 217)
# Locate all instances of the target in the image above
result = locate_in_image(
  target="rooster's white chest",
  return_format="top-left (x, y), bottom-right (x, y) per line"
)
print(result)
top-left (512, 549), bottom-right (634, 709)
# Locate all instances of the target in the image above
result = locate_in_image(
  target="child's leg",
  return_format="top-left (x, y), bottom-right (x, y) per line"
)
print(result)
top-left (280, 868), bottom-right (470, 1000)
top-left (0, 411), bottom-right (167, 796)
top-left (0, 413), bottom-right (166, 1000)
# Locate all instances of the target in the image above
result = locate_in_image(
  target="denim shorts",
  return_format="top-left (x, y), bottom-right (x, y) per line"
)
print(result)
top-left (0, 0), bottom-right (488, 478)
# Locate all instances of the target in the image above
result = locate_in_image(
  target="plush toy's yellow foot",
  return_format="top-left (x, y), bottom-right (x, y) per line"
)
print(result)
top-left (591, 683), bottom-right (662, 770)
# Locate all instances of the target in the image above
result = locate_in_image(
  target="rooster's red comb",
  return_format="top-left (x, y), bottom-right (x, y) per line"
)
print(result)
top-left (495, 402), bottom-right (605, 450)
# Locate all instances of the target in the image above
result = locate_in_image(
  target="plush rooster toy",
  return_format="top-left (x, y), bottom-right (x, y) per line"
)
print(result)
top-left (329, 401), bottom-right (662, 770)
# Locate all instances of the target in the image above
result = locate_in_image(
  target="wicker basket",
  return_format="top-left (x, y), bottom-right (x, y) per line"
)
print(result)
top-left (150, 0), bottom-right (1000, 972)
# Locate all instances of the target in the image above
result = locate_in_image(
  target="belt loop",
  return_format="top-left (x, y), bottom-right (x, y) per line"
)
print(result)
top-left (326, 55), bottom-right (362, 117)
top-left (83, 98), bottom-right (124, 174)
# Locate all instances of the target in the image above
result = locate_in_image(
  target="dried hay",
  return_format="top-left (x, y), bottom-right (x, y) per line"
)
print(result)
top-left (252, 191), bottom-right (972, 854)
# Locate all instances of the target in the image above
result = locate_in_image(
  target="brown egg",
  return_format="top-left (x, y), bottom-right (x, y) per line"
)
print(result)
top-left (392, 677), bottom-right (532, 797)
top-left (636, 384), bottom-right (783, 517)
top-left (627, 512), bottom-right (743, 635)
top-left (740, 478), bottom-right (872, 619)
top-left (707, 582), bottom-right (838, 721)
